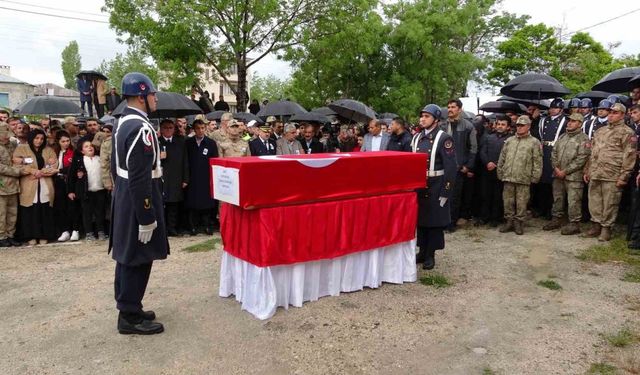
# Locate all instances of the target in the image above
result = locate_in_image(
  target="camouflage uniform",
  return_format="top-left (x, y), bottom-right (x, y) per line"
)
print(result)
top-left (587, 117), bottom-right (636, 229)
top-left (0, 127), bottom-right (21, 241)
top-left (100, 136), bottom-right (113, 189)
top-left (497, 133), bottom-right (543, 222)
top-left (218, 137), bottom-right (251, 157)
top-left (550, 126), bottom-right (591, 223)
top-left (209, 128), bottom-right (228, 144)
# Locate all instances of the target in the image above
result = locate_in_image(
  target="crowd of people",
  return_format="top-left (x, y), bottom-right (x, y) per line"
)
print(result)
top-left (1, 86), bottom-right (640, 255)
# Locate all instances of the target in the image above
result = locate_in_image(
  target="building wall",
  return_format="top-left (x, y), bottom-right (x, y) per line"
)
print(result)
top-left (198, 64), bottom-right (252, 112)
top-left (0, 82), bottom-right (35, 110)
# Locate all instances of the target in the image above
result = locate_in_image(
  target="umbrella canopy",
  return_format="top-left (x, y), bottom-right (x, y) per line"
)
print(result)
top-left (575, 91), bottom-right (611, 104)
top-left (628, 74), bottom-right (640, 90)
top-left (76, 70), bottom-right (108, 81)
top-left (378, 112), bottom-right (399, 119)
top-left (289, 112), bottom-right (331, 124)
top-left (205, 111), bottom-right (226, 121)
top-left (592, 67), bottom-right (640, 93)
top-left (233, 112), bottom-right (264, 124)
top-left (506, 80), bottom-right (571, 100)
top-left (13, 96), bottom-right (82, 115)
top-left (498, 95), bottom-right (550, 110)
top-left (328, 99), bottom-right (377, 124)
top-left (500, 73), bottom-right (561, 95)
top-left (311, 107), bottom-right (337, 116)
top-left (479, 100), bottom-right (527, 113)
top-left (462, 111), bottom-right (475, 120)
top-left (112, 92), bottom-right (202, 118)
top-left (257, 100), bottom-right (307, 118)
top-left (99, 115), bottom-right (117, 125)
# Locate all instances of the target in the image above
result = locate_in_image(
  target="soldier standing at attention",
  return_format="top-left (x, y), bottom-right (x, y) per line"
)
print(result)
top-left (584, 103), bottom-right (636, 241)
top-left (411, 104), bottom-right (457, 270)
top-left (544, 113), bottom-right (591, 235)
top-left (0, 122), bottom-right (28, 247)
top-left (497, 116), bottom-right (543, 235)
top-left (217, 120), bottom-right (251, 157)
top-left (110, 73), bottom-right (168, 335)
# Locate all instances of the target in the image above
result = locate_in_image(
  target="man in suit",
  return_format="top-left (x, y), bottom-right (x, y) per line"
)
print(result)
top-left (106, 87), bottom-right (122, 114)
top-left (249, 124), bottom-right (277, 156)
top-left (76, 74), bottom-right (93, 117)
top-left (158, 119), bottom-right (189, 236)
top-left (300, 124), bottom-right (324, 154)
top-left (276, 123), bottom-right (304, 155)
top-left (269, 117), bottom-right (285, 142)
top-left (361, 119), bottom-right (390, 152)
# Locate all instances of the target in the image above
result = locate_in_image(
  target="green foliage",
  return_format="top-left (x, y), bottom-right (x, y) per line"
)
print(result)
top-left (183, 238), bottom-right (220, 253)
top-left (577, 237), bottom-right (640, 266)
top-left (419, 273), bottom-right (452, 288)
top-left (96, 47), bottom-right (160, 93)
top-left (622, 268), bottom-right (640, 283)
top-left (537, 279), bottom-right (562, 290)
top-left (605, 327), bottom-right (637, 348)
top-left (250, 74), bottom-right (292, 103)
top-left (482, 368), bottom-right (496, 375)
top-left (586, 362), bottom-right (617, 375)
top-left (61, 41), bottom-right (81, 89)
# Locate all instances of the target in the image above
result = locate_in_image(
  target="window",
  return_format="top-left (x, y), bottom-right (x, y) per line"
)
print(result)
top-left (0, 93), bottom-right (8, 108)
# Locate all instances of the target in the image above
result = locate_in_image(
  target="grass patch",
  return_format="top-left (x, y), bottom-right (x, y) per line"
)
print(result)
top-left (577, 237), bottom-right (640, 266)
top-left (587, 363), bottom-right (617, 375)
top-left (482, 367), bottom-right (496, 375)
top-left (537, 279), bottom-right (562, 290)
top-left (605, 327), bottom-right (637, 348)
top-left (622, 268), bottom-right (640, 283)
top-left (183, 238), bottom-right (220, 253)
top-left (419, 274), bottom-right (452, 288)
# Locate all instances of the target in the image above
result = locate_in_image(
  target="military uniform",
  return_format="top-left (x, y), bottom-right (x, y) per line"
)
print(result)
top-left (0, 130), bottom-right (21, 245)
top-left (100, 136), bottom-right (113, 189)
top-left (209, 128), bottom-right (228, 144)
top-left (218, 137), bottom-right (251, 157)
top-left (249, 136), bottom-right (277, 156)
top-left (534, 113), bottom-right (567, 217)
top-left (583, 116), bottom-right (607, 140)
top-left (497, 132), bottom-right (543, 227)
top-left (549, 124), bottom-right (591, 229)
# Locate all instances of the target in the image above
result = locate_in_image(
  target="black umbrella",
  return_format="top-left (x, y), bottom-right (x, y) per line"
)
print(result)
top-left (13, 96), bottom-right (81, 115)
top-left (112, 92), bottom-right (202, 118)
top-left (378, 112), bottom-right (399, 119)
top-left (498, 95), bottom-right (550, 110)
top-left (206, 110), bottom-right (227, 121)
top-left (257, 100), bottom-right (307, 118)
top-left (76, 70), bottom-right (108, 81)
top-left (500, 73), bottom-right (561, 95)
top-left (328, 99), bottom-right (376, 124)
top-left (479, 100), bottom-right (527, 113)
top-left (575, 91), bottom-right (611, 104)
top-left (628, 74), bottom-right (640, 90)
top-left (311, 107), bottom-right (337, 116)
top-left (233, 112), bottom-right (264, 124)
top-left (592, 67), bottom-right (640, 93)
top-left (506, 80), bottom-right (571, 100)
top-left (289, 112), bottom-right (331, 124)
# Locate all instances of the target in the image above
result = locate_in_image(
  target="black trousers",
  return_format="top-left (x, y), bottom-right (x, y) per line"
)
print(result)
top-left (533, 182), bottom-right (553, 217)
top-left (82, 190), bottom-right (106, 234)
top-left (417, 226), bottom-right (445, 252)
top-left (81, 100), bottom-right (93, 117)
top-left (164, 202), bottom-right (180, 232)
top-left (450, 172), bottom-right (465, 223)
top-left (114, 262), bottom-right (153, 313)
top-left (627, 187), bottom-right (640, 242)
top-left (481, 170), bottom-right (504, 222)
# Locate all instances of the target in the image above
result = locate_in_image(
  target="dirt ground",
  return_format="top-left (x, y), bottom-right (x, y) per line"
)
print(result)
top-left (1, 219), bottom-right (639, 375)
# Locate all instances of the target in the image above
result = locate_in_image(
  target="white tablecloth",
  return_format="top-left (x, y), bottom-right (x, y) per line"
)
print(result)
top-left (219, 240), bottom-right (417, 319)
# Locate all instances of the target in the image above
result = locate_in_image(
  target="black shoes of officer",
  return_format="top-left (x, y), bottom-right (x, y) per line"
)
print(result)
top-left (8, 237), bottom-right (21, 246)
top-left (422, 248), bottom-right (435, 270)
top-left (118, 312), bottom-right (163, 335)
top-left (141, 310), bottom-right (156, 321)
top-left (0, 239), bottom-right (10, 248)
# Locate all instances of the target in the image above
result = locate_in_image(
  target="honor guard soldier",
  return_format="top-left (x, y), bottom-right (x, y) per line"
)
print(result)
top-left (533, 97), bottom-right (567, 219)
top-left (411, 104), bottom-right (457, 270)
top-left (578, 98), bottom-right (593, 124)
top-left (584, 99), bottom-right (612, 140)
top-left (109, 72), bottom-right (168, 335)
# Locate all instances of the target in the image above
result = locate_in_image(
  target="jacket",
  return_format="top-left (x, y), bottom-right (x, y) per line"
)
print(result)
top-left (587, 120), bottom-right (636, 183)
top-left (497, 133), bottom-right (542, 185)
top-left (441, 117), bottom-right (477, 170)
top-left (300, 138), bottom-right (324, 154)
top-left (95, 79), bottom-right (107, 105)
top-left (479, 132), bottom-right (510, 166)
top-left (0, 142), bottom-right (21, 195)
top-left (276, 138), bottom-right (304, 155)
top-left (159, 136), bottom-right (189, 202)
top-left (249, 137), bottom-right (276, 156)
top-left (386, 131), bottom-right (412, 152)
top-left (551, 128), bottom-right (591, 182)
top-left (13, 145), bottom-right (58, 207)
top-left (361, 132), bottom-right (390, 152)
top-left (100, 137), bottom-right (113, 189)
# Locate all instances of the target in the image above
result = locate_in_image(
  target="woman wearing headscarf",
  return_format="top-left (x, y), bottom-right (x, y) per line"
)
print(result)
top-left (13, 129), bottom-right (59, 245)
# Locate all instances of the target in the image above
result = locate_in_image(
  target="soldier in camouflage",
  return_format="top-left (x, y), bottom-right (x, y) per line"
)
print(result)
top-left (584, 103), bottom-right (637, 241)
top-left (497, 116), bottom-right (543, 235)
top-left (209, 112), bottom-right (232, 144)
top-left (544, 113), bottom-right (591, 235)
top-left (217, 120), bottom-right (251, 157)
top-left (0, 122), bottom-right (28, 247)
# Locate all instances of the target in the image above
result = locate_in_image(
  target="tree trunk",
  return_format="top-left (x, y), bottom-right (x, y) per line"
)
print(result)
top-left (236, 59), bottom-right (248, 112)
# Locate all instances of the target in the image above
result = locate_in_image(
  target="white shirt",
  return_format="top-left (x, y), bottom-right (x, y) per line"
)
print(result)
top-left (371, 133), bottom-right (382, 151)
top-left (84, 156), bottom-right (104, 192)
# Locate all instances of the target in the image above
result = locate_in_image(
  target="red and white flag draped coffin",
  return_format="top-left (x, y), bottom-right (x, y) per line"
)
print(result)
top-left (209, 151), bottom-right (427, 209)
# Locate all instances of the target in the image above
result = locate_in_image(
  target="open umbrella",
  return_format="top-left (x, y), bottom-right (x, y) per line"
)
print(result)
top-left (500, 73), bottom-right (562, 95)
top-left (13, 96), bottom-right (81, 115)
top-left (592, 67), bottom-right (640, 93)
top-left (289, 112), bottom-right (331, 124)
top-left (111, 92), bottom-right (202, 118)
top-left (257, 100), bottom-right (307, 118)
top-left (328, 99), bottom-right (376, 124)
top-left (76, 70), bottom-right (108, 81)
top-left (205, 111), bottom-right (226, 121)
top-left (575, 90), bottom-right (611, 104)
top-left (311, 107), bottom-right (337, 116)
top-left (498, 96), bottom-right (550, 110)
top-left (629, 74), bottom-right (640, 90)
top-left (233, 112), bottom-right (264, 124)
top-left (378, 112), bottom-right (399, 119)
top-left (506, 80), bottom-right (571, 100)
top-left (479, 100), bottom-right (527, 113)
top-left (99, 115), bottom-right (116, 125)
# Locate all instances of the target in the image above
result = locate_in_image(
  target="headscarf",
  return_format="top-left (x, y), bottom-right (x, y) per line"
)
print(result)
top-left (27, 128), bottom-right (46, 169)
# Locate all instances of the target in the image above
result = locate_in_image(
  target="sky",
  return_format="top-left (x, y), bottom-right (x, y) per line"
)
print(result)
top-left (0, 0), bottom-right (638, 88)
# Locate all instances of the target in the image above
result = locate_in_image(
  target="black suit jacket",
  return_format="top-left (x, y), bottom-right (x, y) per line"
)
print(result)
top-left (300, 138), bottom-right (324, 154)
top-left (249, 137), bottom-right (277, 156)
top-left (159, 136), bottom-right (189, 202)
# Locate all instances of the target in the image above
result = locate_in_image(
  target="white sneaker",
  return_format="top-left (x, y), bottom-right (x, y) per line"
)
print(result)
top-left (70, 231), bottom-right (80, 241)
top-left (57, 231), bottom-right (71, 242)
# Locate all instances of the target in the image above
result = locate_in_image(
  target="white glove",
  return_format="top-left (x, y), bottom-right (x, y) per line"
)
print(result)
top-left (439, 197), bottom-right (448, 207)
top-left (138, 221), bottom-right (157, 244)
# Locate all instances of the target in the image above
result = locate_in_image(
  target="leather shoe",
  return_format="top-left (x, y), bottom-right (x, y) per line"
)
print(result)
top-left (118, 315), bottom-right (164, 335)
top-left (8, 238), bottom-right (21, 247)
top-left (422, 255), bottom-right (435, 270)
top-left (141, 310), bottom-right (156, 321)
top-left (0, 239), bottom-right (11, 247)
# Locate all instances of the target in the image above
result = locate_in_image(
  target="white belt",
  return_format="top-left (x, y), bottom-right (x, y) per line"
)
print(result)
top-left (427, 170), bottom-right (445, 177)
top-left (116, 166), bottom-right (162, 179)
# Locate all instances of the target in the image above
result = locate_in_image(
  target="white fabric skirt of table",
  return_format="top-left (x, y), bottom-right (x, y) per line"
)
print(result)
top-left (219, 239), bottom-right (417, 319)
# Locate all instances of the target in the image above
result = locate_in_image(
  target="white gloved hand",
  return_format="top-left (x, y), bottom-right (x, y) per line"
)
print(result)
top-left (439, 197), bottom-right (448, 207)
top-left (138, 221), bottom-right (157, 244)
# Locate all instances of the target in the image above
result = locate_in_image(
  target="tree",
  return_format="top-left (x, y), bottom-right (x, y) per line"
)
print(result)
top-left (103, 0), bottom-right (342, 111)
top-left (96, 47), bottom-right (160, 93)
top-left (61, 41), bottom-right (81, 89)
top-left (250, 74), bottom-right (292, 103)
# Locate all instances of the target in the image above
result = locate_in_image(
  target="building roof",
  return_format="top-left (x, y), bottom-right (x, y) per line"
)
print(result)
top-left (35, 83), bottom-right (79, 97)
top-left (0, 72), bottom-right (35, 85)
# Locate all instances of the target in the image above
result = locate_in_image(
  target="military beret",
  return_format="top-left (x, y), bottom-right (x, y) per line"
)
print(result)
top-left (515, 115), bottom-right (531, 125)
top-left (610, 102), bottom-right (627, 113)
top-left (568, 113), bottom-right (584, 122)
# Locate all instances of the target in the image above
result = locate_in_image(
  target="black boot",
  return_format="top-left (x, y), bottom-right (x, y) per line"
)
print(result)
top-left (117, 312), bottom-right (163, 335)
top-left (416, 248), bottom-right (425, 264)
top-left (422, 249), bottom-right (435, 270)
top-left (0, 239), bottom-right (11, 248)
top-left (7, 237), bottom-right (21, 247)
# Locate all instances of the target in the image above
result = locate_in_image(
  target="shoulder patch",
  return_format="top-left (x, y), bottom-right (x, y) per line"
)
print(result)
top-left (584, 141), bottom-right (591, 148)
top-left (630, 135), bottom-right (638, 144)
top-left (444, 139), bottom-right (453, 149)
